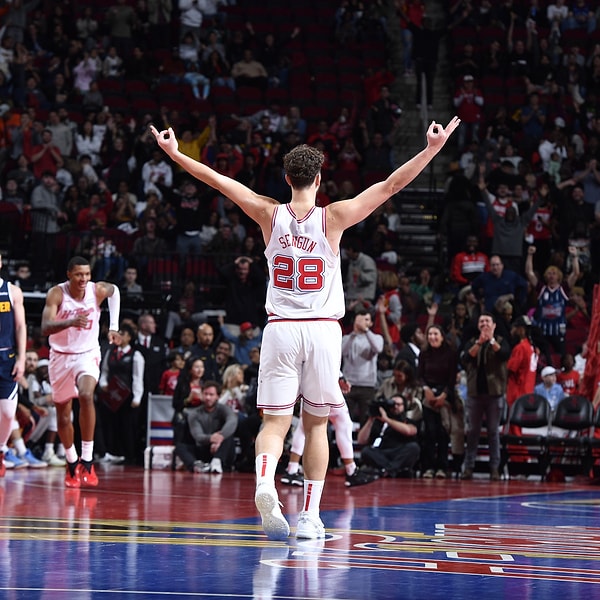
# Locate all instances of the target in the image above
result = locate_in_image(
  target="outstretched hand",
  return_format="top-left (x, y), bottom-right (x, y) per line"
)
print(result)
top-left (149, 125), bottom-right (179, 156)
top-left (426, 117), bottom-right (461, 151)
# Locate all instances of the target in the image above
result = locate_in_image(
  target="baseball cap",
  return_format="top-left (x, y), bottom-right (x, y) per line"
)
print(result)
top-left (464, 74), bottom-right (474, 81)
top-left (38, 359), bottom-right (49, 367)
top-left (541, 366), bottom-right (557, 377)
top-left (240, 322), bottom-right (253, 333)
top-left (554, 117), bottom-right (566, 128)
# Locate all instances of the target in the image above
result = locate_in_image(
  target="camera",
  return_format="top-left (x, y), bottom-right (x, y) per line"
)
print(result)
top-left (368, 397), bottom-right (396, 417)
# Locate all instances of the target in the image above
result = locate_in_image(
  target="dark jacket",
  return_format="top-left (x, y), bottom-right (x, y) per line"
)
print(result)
top-left (461, 335), bottom-right (510, 397)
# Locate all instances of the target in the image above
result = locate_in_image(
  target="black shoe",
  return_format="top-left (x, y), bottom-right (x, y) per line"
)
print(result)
top-left (280, 472), bottom-right (304, 486)
top-left (345, 469), bottom-right (378, 487)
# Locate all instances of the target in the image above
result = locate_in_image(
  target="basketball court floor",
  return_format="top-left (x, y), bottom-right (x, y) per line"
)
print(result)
top-left (0, 465), bottom-right (598, 599)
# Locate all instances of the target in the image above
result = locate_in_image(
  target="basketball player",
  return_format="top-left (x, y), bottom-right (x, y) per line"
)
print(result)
top-left (41, 256), bottom-right (121, 488)
top-left (150, 116), bottom-right (460, 540)
top-left (0, 254), bottom-right (27, 477)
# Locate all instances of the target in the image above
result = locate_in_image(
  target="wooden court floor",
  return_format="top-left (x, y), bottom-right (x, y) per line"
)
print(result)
top-left (0, 464), bottom-right (599, 599)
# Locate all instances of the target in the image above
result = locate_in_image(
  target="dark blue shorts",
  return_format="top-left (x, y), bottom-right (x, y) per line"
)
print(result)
top-left (0, 349), bottom-right (18, 399)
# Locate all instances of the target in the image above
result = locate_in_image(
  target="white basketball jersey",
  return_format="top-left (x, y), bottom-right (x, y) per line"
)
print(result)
top-left (49, 281), bottom-right (101, 353)
top-left (264, 204), bottom-right (344, 320)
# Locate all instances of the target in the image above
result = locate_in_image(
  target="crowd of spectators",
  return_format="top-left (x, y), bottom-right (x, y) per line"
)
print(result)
top-left (1, 0), bottom-right (599, 478)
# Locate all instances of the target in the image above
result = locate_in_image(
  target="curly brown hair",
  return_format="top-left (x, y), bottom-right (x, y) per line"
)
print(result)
top-left (282, 144), bottom-right (324, 189)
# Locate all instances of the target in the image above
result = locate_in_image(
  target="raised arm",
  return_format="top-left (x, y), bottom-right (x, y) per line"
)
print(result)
top-left (150, 125), bottom-right (277, 234)
top-left (524, 245), bottom-right (538, 288)
top-left (327, 117), bottom-right (460, 233)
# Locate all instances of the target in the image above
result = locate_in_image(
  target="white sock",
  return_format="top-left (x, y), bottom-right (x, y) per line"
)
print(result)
top-left (44, 443), bottom-right (54, 456)
top-left (65, 445), bottom-right (79, 464)
top-left (287, 461), bottom-right (299, 475)
top-left (57, 444), bottom-right (65, 457)
top-left (14, 437), bottom-right (27, 457)
top-left (345, 462), bottom-right (357, 476)
top-left (81, 441), bottom-right (94, 462)
top-left (255, 453), bottom-right (277, 487)
top-left (302, 479), bottom-right (324, 515)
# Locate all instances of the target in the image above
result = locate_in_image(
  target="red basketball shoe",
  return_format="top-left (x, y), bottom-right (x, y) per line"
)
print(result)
top-left (79, 461), bottom-right (98, 488)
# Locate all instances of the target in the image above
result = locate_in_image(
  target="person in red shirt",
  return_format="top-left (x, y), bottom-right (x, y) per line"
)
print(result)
top-left (453, 74), bottom-right (484, 151)
top-left (556, 353), bottom-right (580, 396)
top-left (507, 315), bottom-right (539, 435)
top-left (24, 128), bottom-right (64, 180)
top-left (159, 351), bottom-right (185, 396)
top-left (449, 235), bottom-right (490, 289)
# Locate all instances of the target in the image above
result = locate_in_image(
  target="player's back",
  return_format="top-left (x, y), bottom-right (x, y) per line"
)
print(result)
top-left (264, 205), bottom-right (344, 320)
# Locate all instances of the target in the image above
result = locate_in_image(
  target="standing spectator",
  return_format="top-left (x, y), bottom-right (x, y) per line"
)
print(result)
top-left (343, 240), bottom-right (378, 312)
top-left (135, 312), bottom-right (167, 396)
top-left (29, 172), bottom-right (66, 279)
top-left (398, 0), bottom-right (425, 77)
top-left (524, 245), bottom-right (580, 356)
top-left (373, 271), bottom-right (402, 349)
top-left (520, 92), bottom-right (547, 159)
top-left (175, 380), bottom-right (237, 473)
top-left (178, 0), bottom-right (205, 42)
top-left (506, 315), bottom-right (538, 431)
top-left (0, 253), bottom-right (27, 478)
top-left (218, 256), bottom-right (267, 326)
top-left (480, 175), bottom-right (541, 273)
top-left (132, 217), bottom-right (169, 277)
top-left (106, 0), bottom-right (138, 58)
top-left (342, 310), bottom-right (384, 425)
top-left (172, 180), bottom-right (206, 258)
top-left (460, 312), bottom-right (511, 481)
top-left (25, 128), bottom-right (63, 179)
top-left (402, 14), bottom-right (448, 108)
top-left (190, 322), bottom-right (219, 381)
top-left (394, 322), bottom-right (425, 374)
top-left (417, 325), bottom-right (458, 478)
top-left (439, 174), bottom-right (481, 264)
top-left (453, 74), bottom-right (484, 151)
top-left (97, 323), bottom-right (144, 465)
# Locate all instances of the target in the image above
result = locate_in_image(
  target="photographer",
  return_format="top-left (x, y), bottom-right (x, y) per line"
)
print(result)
top-left (356, 395), bottom-right (420, 478)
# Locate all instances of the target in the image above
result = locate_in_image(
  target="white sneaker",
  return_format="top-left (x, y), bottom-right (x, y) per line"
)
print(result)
top-left (296, 511), bottom-right (325, 539)
top-left (210, 457), bottom-right (223, 474)
top-left (254, 484), bottom-right (290, 541)
top-left (193, 460), bottom-right (210, 473)
top-left (45, 453), bottom-right (67, 467)
top-left (107, 452), bottom-right (125, 464)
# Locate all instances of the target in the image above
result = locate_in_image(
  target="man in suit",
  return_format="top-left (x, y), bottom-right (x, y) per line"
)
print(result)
top-left (395, 322), bottom-right (425, 373)
top-left (134, 312), bottom-right (167, 463)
